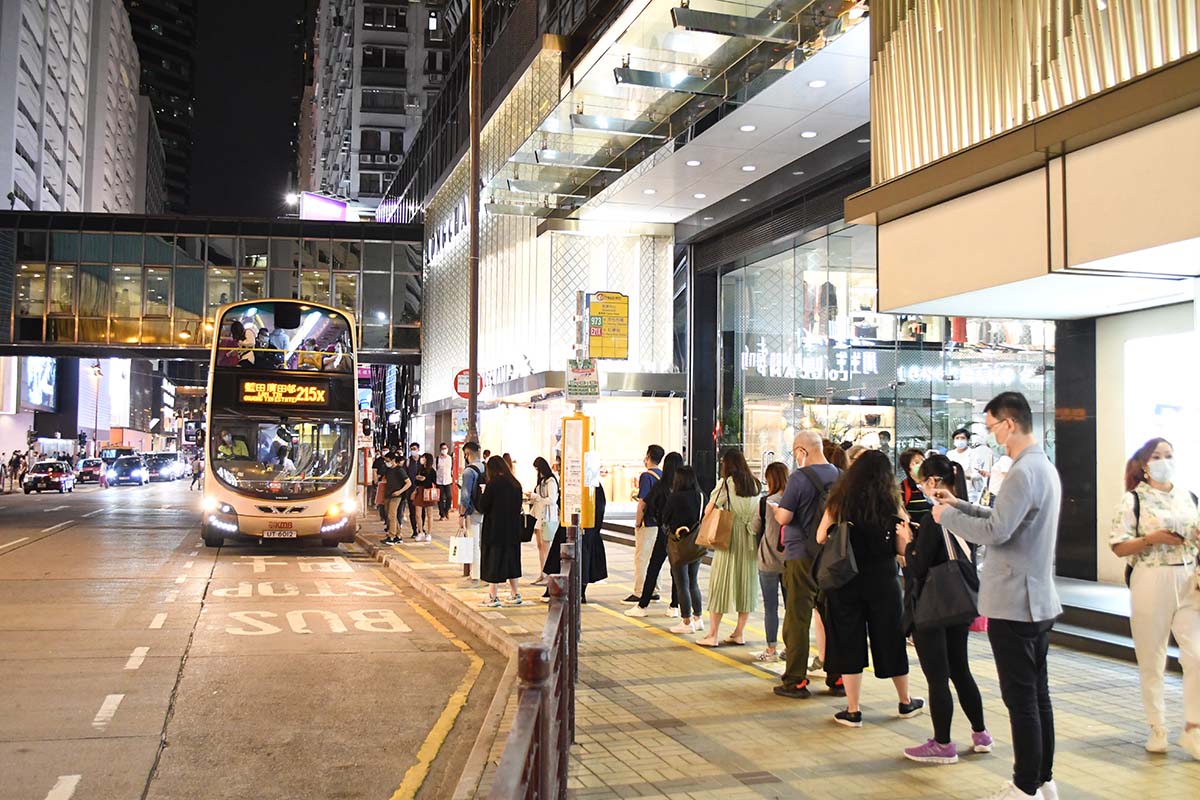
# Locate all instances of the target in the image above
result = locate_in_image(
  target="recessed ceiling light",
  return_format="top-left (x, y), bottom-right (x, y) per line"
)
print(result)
top-left (642, 188), bottom-right (657, 195)
top-left (792, 170), bottom-right (805, 176)
top-left (857, 138), bottom-right (871, 144)
top-left (693, 193), bottom-right (707, 199)
top-left (800, 131), bottom-right (818, 139)
top-left (702, 216), bottom-right (714, 221)
top-left (685, 159), bottom-right (702, 167)
top-left (739, 124), bottom-right (757, 133)
top-left (739, 197), bottom-right (750, 203)
top-left (741, 165), bottom-right (757, 172)
top-left (807, 79), bottom-right (828, 88)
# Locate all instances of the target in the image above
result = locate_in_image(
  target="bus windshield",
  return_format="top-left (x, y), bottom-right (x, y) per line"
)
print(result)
top-left (209, 416), bottom-right (353, 499)
top-left (216, 301), bottom-right (353, 373)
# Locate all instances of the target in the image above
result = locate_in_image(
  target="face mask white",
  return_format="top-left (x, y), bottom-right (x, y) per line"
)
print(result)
top-left (953, 439), bottom-right (967, 451)
top-left (1147, 459), bottom-right (1175, 484)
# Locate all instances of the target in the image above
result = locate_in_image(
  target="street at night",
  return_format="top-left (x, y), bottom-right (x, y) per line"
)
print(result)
top-left (0, 481), bottom-right (503, 799)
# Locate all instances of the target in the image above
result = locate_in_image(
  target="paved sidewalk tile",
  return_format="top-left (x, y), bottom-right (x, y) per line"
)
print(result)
top-left (360, 510), bottom-right (1200, 798)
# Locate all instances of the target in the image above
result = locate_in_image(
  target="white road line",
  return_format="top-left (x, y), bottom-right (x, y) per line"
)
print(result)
top-left (183, 560), bottom-right (194, 568)
top-left (164, 590), bottom-right (178, 603)
top-left (43, 775), bottom-right (82, 800)
top-left (41, 520), bottom-right (75, 533)
top-left (124, 647), bottom-right (149, 670)
top-left (0, 537), bottom-right (30, 550)
top-left (91, 694), bottom-right (124, 731)
top-left (83, 508), bottom-right (104, 518)
top-left (149, 613), bottom-right (167, 629)
top-left (43, 505), bottom-right (68, 512)
top-left (174, 575), bottom-right (187, 584)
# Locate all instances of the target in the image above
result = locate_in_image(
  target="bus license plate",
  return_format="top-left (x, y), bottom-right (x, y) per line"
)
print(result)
top-left (262, 529), bottom-right (297, 539)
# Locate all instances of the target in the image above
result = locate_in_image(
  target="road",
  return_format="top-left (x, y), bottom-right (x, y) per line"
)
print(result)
top-left (0, 479), bottom-right (504, 800)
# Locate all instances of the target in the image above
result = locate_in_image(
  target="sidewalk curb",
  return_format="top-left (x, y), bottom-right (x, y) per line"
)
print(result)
top-left (355, 533), bottom-right (519, 799)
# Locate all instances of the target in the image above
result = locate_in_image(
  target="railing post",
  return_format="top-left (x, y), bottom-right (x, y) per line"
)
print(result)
top-left (517, 641), bottom-right (550, 800)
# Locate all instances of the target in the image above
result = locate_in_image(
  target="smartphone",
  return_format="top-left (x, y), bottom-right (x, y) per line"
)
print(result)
top-left (767, 500), bottom-right (780, 507)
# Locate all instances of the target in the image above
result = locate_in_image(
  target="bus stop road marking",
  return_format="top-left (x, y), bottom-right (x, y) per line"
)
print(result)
top-left (43, 775), bottom-right (81, 800)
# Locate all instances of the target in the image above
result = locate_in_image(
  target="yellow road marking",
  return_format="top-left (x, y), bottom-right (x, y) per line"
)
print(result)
top-left (372, 569), bottom-right (485, 800)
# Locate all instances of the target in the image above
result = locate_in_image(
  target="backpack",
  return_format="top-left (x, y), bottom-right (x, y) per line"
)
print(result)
top-left (797, 466), bottom-right (839, 554)
top-left (756, 496), bottom-right (787, 573)
top-left (465, 463), bottom-right (485, 512)
top-left (1124, 488), bottom-right (1199, 587)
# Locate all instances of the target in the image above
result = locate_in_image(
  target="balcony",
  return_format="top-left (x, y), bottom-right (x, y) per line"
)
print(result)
top-left (423, 31), bottom-right (449, 49)
top-left (360, 67), bottom-right (408, 88)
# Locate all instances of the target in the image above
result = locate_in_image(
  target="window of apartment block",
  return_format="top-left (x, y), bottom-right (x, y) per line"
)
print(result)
top-left (362, 45), bottom-right (404, 70)
top-left (360, 89), bottom-right (404, 112)
top-left (363, 5), bottom-right (405, 31)
top-left (361, 129), bottom-right (382, 151)
top-left (387, 131), bottom-right (404, 153)
top-left (359, 173), bottom-right (383, 196)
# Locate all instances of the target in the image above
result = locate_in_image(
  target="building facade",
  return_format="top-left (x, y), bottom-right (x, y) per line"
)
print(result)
top-left (123, 0), bottom-right (196, 213)
top-left (83, 0), bottom-right (140, 213)
top-left (307, 0), bottom-right (451, 219)
top-left (0, 0), bottom-right (94, 212)
top-left (133, 94), bottom-right (165, 214)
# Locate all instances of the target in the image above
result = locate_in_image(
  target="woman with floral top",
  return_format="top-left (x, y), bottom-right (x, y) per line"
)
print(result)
top-left (1109, 437), bottom-right (1200, 759)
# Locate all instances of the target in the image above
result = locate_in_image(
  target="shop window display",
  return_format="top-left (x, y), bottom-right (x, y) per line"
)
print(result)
top-left (718, 222), bottom-right (1055, 475)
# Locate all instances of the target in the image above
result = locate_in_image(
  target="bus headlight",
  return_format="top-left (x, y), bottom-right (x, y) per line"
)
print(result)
top-left (321, 503), bottom-right (354, 534)
top-left (206, 501), bottom-right (239, 534)
top-left (201, 496), bottom-right (219, 512)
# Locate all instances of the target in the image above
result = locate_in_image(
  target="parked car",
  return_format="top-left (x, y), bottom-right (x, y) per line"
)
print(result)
top-left (23, 461), bottom-right (76, 493)
top-left (107, 456), bottom-right (148, 486)
top-left (76, 458), bottom-right (105, 483)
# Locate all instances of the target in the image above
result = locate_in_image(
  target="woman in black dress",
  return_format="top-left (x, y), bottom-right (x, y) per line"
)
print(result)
top-left (542, 478), bottom-right (609, 603)
top-left (476, 456), bottom-right (524, 607)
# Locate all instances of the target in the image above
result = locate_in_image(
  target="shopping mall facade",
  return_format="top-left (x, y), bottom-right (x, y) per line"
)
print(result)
top-left (378, 0), bottom-right (1198, 584)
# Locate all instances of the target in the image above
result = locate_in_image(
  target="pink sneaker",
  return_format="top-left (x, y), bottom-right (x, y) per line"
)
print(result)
top-left (971, 730), bottom-right (994, 753)
top-left (903, 738), bottom-right (958, 765)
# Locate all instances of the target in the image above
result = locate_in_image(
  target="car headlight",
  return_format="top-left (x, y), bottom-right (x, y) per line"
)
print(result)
top-left (106, 470), bottom-right (117, 479)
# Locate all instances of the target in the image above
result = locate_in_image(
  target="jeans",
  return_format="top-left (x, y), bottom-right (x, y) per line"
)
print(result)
top-left (636, 531), bottom-right (677, 608)
top-left (437, 483), bottom-right (452, 518)
top-left (758, 571), bottom-right (786, 645)
top-left (670, 560), bottom-right (702, 619)
top-left (913, 623), bottom-right (986, 744)
top-left (633, 525), bottom-right (657, 595)
top-left (989, 618), bottom-right (1055, 795)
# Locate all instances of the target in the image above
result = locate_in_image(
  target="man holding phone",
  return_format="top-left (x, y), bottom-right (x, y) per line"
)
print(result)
top-left (930, 392), bottom-right (1062, 800)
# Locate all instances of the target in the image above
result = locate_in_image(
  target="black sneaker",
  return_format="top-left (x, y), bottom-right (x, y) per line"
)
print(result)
top-left (773, 681), bottom-right (811, 699)
top-left (621, 594), bottom-right (640, 604)
top-left (834, 709), bottom-right (863, 728)
top-left (650, 593), bottom-right (661, 602)
top-left (898, 697), bottom-right (926, 718)
top-left (828, 677), bottom-right (846, 698)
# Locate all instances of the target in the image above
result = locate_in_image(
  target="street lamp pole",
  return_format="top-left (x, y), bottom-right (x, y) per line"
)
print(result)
top-left (466, 0), bottom-right (481, 443)
top-left (91, 361), bottom-right (103, 457)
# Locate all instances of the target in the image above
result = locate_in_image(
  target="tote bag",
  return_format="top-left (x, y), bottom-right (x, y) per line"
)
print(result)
top-left (812, 520), bottom-right (858, 590)
top-left (448, 535), bottom-right (474, 564)
top-left (695, 480), bottom-right (733, 552)
top-left (914, 528), bottom-right (979, 630)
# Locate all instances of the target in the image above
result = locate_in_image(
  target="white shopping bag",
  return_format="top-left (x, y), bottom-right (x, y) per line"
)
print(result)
top-left (448, 535), bottom-right (474, 564)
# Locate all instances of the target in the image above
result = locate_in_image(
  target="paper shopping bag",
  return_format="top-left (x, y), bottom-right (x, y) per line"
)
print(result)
top-left (449, 535), bottom-right (474, 564)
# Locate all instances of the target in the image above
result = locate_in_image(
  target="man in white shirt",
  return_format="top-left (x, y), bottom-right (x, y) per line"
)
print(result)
top-left (948, 427), bottom-right (987, 503)
top-left (435, 442), bottom-right (454, 520)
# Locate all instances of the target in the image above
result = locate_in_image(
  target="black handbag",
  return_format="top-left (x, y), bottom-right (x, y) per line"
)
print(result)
top-left (667, 491), bottom-right (707, 565)
top-left (521, 513), bottom-right (537, 543)
top-left (812, 520), bottom-right (858, 590)
top-left (914, 529), bottom-right (979, 630)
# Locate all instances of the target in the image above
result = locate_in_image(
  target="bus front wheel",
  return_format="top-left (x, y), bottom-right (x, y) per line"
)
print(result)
top-left (202, 529), bottom-right (224, 548)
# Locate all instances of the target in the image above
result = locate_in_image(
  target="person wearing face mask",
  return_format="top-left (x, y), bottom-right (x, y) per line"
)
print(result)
top-left (216, 429), bottom-right (248, 460)
top-left (435, 443), bottom-right (454, 520)
top-left (930, 392), bottom-right (1062, 800)
top-left (899, 448), bottom-right (931, 521)
top-left (1109, 437), bottom-right (1200, 759)
top-left (947, 428), bottom-right (984, 503)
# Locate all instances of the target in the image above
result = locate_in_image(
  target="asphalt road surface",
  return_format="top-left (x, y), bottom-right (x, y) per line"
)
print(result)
top-left (0, 479), bottom-right (504, 800)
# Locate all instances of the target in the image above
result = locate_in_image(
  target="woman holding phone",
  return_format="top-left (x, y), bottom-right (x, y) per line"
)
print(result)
top-left (1109, 438), bottom-right (1200, 759)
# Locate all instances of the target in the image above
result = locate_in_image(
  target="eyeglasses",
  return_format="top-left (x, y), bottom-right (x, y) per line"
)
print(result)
top-left (985, 418), bottom-right (1011, 433)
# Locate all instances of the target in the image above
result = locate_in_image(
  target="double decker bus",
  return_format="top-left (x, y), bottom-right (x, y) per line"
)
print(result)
top-left (201, 299), bottom-right (358, 548)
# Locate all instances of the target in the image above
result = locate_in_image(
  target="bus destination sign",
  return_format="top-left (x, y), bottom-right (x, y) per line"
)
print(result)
top-left (240, 379), bottom-right (329, 407)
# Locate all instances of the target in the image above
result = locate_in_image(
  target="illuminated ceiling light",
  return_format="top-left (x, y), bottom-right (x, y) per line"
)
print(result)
top-left (807, 79), bottom-right (828, 88)
top-left (693, 193), bottom-right (707, 199)
top-left (702, 216), bottom-right (714, 221)
top-left (792, 170), bottom-right (805, 176)
top-left (285, 192), bottom-right (299, 205)
top-left (739, 124), bottom-right (757, 133)
top-left (739, 197), bottom-right (751, 202)
top-left (857, 138), bottom-right (871, 143)
top-left (685, 159), bottom-right (702, 167)
top-left (741, 165), bottom-right (757, 172)
top-left (568, 113), bottom-right (666, 140)
top-left (800, 131), bottom-right (818, 138)
top-left (642, 188), bottom-right (657, 195)
top-left (670, 8), bottom-right (800, 45)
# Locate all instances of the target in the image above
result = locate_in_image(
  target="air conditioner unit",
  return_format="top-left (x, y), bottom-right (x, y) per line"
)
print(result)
top-left (359, 153), bottom-right (372, 163)
top-left (373, 154), bottom-right (386, 164)
top-left (387, 154), bottom-right (401, 164)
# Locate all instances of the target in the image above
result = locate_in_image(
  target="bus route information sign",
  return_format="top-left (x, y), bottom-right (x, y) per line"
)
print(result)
top-left (240, 379), bottom-right (329, 407)
top-left (565, 359), bottom-right (599, 400)
top-left (586, 292), bottom-right (629, 360)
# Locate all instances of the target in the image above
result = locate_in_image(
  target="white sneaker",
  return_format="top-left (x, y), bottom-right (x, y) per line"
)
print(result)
top-left (977, 782), bottom-right (1041, 800)
top-left (624, 605), bottom-right (648, 618)
top-left (1180, 727), bottom-right (1200, 760)
top-left (694, 617), bottom-right (705, 631)
top-left (1146, 725), bottom-right (1169, 753)
top-left (1039, 780), bottom-right (1057, 800)
top-left (669, 621), bottom-right (695, 634)
top-left (665, 606), bottom-right (680, 618)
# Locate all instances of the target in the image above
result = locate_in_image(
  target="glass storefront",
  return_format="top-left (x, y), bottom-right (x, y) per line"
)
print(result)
top-left (718, 223), bottom-right (1056, 475)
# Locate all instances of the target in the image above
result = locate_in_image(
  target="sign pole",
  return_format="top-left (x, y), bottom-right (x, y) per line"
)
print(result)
top-left (467, 0), bottom-right (482, 443)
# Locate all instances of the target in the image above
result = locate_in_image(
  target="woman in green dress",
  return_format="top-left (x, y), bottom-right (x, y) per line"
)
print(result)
top-left (696, 448), bottom-right (761, 647)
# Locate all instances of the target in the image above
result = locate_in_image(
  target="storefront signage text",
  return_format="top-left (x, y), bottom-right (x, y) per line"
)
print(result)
top-left (741, 338), bottom-right (881, 382)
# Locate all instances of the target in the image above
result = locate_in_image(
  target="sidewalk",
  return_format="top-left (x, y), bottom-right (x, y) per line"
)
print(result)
top-left (356, 511), bottom-right (1200, 800)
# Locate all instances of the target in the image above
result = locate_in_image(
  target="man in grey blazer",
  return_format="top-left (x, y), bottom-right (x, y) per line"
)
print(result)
top-left (932, 392), bottom-right (1063, 800)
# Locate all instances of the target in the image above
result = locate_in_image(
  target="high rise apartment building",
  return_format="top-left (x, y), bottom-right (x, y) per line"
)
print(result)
top-left (305, 0), bottom-right (450, 219)
top-left (83, 0), bottom-right (139, 213)
top-left (123, 0), bottom-right (196, 213)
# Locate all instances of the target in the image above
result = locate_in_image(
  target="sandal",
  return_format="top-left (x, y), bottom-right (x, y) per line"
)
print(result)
top-left (722, 637), bottom-right (746, 646)
top-left (694, 638), bottom-right (719, 648)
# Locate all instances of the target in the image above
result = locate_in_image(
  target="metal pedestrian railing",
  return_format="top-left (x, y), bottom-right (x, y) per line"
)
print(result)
top-left (488, 521), bottom-right (581, 799)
